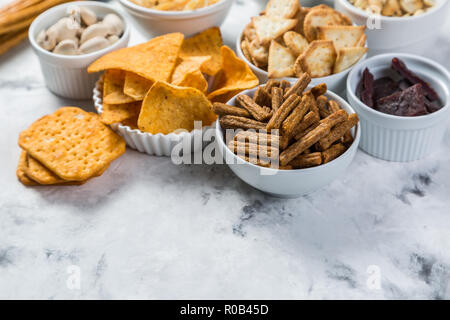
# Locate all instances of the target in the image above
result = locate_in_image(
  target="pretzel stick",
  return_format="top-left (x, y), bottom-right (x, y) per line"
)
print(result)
top-left (271, 86), bottom-right (283, 111)
top-left (212, 102), bottom-right (251, 118)
top-left (317, 113), bottom-right (358, 150)
top-left (236, 94), bottom-right (272, 121)
top-left (220, 115), bottom-right (266, 130)
top-left (228, 140), bottom-right (279, 158)
top-left (293, 111), bottom-right (320, 140)
top-left (289, 152), bottom-right (322, 168)
top-left (322, 143), bottom-right (346, 163)
top-left (316, 95), bottom-right (331, 119)
top-left (266, 94), bottom-right (301, 130)
top-left (234, 131), bottom-right (281, 147)
top-left (281, 93), bottom-right (312, 138)
top-left (284, 73), bottom-right (311, 99)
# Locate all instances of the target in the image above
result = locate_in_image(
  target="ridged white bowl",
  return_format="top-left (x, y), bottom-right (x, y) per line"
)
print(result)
top-left (29, 1), bottom-right (130, 99)
top-left (93, 79), bottom-right (214, 156)
top-left (347, 53), bottom-right (450, 162)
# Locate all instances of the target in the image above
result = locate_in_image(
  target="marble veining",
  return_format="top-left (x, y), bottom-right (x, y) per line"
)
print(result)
top-left (1, 0), bottom-right (450, 299)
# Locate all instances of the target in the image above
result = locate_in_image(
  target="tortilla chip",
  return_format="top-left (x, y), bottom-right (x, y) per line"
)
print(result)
top-left (177, 69), bottom-right (208, 92)
top-left (208, 46), bottom-right (259, 103)
top-left (101, 101), bottom-right (142, 125)
top-left (103, 69), bottom-right (136, 104)
top-left (123, 72), bottom-right (154, 101)
top-left (333, 47), bottom-right (368, 73)
top-left (171, 55), bottom-right (210, 85)
top-left (138, 81), bottom-right (216, 134)
top-left (88, 33), bottom-right (184, 82)
top-left (180, 27), bottom-right (222, 76)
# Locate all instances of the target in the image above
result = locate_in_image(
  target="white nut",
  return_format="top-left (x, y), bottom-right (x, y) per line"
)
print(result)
top-left (53, 39), bottom-right (78, 55)
top-left (80, 6), bottom-right (97, 26)
top-left (79, 36), bottom-right (110, 54)
top-left (107, 35), bottom-right (119, 45)
top-left (49, 17), bottom-right (80, 43)
top-left (80, 23), bottom-right (110, 44)
top-left (36, 29), bottom-right (57, 51)
top-left (102, 13), bottom-right (124, 36)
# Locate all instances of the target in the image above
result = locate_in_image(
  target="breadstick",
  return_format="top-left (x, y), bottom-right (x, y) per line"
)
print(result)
top-left (228, 140), bottom-right (279, 158)
top-left (307, 83), bottom-right (327, 98)
top-left (234, 131), bottom-right (281, 147)
top-left (271, 87), bottom-right (283, 111)
top-left (212, 102), bottom-right (251, 118)
top-left (280, 80), bottom-right (291, 90)
top-left (0, 16), bottom-right (34, 35)
top-left (280, 110), bottom-right (347, 165)
top-left (317, 113), bottom-right (359, 150)
top-left (236, 94), bottom-right (272, 121)
top-left (264, 79), bottom-right (280, 93)
top-left (327, 100), bottom-right (341, 113)
top-left (293, 111), bottom-right (320, 140)
top-left (0, 28), bottom-right (28, 55)
top-left (253, 86), bottom-right (272, 108)
top-left (266, 94), bottom-right (301, 130)
top-left (342, 130), bottom-right (354, 147)
top-left (237, 154), bottom-right (292, 170)
top-left (281, 93), bottom-right (312, 138)
top-left (284, 73), bottom-right (311, 99)
top-left (322, 143), bottom-right (346, 163)
top-left (220, 115), bottom-right (266, 130)
top-left (289, 152), bottom-right (322, 168)
top-left (316, 95), bottom-right (331, 119)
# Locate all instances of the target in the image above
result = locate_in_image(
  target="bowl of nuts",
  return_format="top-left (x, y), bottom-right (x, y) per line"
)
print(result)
top-left (334, 0), bottom-right (449, 56)
top-left (214, 75), bottom-right (361, 198)
top-left (29, 1), bottom-right (130, 99)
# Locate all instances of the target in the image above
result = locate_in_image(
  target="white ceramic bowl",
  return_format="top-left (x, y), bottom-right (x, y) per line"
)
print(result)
top-left (93, 79), bottom-right (214, 157)
top-left (29, 1), bottom-right (130, 99)
top-left (334, 0), bottom-right (450, 56)
top-left (215, 84), bottom-right (361, 198)
top-left (119, 0), bottom-right (234, 37)
top-left (347, 53), bottom-right (450, 162)
top-left (236, 27), bottom-right (368, 95)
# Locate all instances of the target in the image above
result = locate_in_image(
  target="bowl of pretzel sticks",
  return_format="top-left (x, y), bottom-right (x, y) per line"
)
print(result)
top-left (214, 74), bottom-right (360, 198)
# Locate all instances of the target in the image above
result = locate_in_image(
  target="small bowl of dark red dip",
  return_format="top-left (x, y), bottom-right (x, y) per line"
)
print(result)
top-left (347, 53), bottom-right (450, 162)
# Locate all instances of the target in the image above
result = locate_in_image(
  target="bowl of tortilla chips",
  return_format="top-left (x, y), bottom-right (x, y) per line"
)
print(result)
top-left (119, 0), bottom-right (234, 37)
top-left (89, 29), bottom-right (259, 156)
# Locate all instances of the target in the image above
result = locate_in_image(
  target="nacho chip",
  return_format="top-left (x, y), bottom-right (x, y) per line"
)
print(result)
top-left (179, 27), bottom-right (222, 76)
top-left (268, 40), bottom-right (296, 78)
top-left (333, 47), bottom-right (368, 73)
top-left (123, 72), bottom-right (154, 101)
top-left (177, 69), bottom-right (208, 92)
top-left (265, 0), bottom-right (300, 18)
top-left (317, 25), bottom-right (366, 51)
top-left (88, 33), bottom-right (184, 82)
top-left (208, 46), bottom-right (259, 103)
top-left (138, 82), bottom-right (216, 134)
top-left (252, 16), bottom-right (298, 46)
top-left (297, 40), bottom-right (337, 77)
top-left (171, 56), bottom-right (210, 85)
top-left (101, 101), bottom-right (142, 125)
top-left (283, 31), bottom-right (309, 56)
top-left (103, 69), bottom-right (136, 104)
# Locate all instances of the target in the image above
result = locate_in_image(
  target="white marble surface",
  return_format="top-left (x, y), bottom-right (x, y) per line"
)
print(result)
top-left (1, 0), bottom-right (450, 300)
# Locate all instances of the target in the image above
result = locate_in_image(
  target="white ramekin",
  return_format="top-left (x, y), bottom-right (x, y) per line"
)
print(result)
top-left (93, 79), bottom-right (214, 157)
top-left (236, 27), bottom-right (368, 95)
top-left (29, 1), bottom-right (130, 99)
top-left (334, 0), bottom-right (449, 56)
top-left (119, 0), bottom-right (234, 37)
top-left (215, 84), bottom-right (361, 198)
top-left (347, 53), bottom-right (450, 162)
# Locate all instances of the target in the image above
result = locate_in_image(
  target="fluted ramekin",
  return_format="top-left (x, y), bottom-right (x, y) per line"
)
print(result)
top-left (29, 1), bottom-right (130, 99)
top-left (347, 53), bottom-right (450, 162)
top-left (93, 79), bottom-right (214, 156)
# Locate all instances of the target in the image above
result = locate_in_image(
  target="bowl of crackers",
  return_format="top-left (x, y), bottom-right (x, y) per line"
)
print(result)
top-left (119, 0), bottom-right (234, 37)
top-left (90, 29), bottom-right (259, 156)
top-left (237, 1), bottom-right (368, 94)
top-left (334, 0), bottom-right (449, 55)
top-left (214, 75), bottom-right (360, 198)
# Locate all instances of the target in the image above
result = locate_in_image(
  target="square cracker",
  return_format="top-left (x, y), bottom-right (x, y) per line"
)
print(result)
top-left (19, 107), bottom-right (125, 181)
top-left (268, 40), bottom-right (296, 78)
top-left (283, 31), bottom-right (309, 56)
top-left (16, 151), bottom-right (37, 186)
top-left (296, 40), bottom-right (337, 78)
top-left (252, 16), bottom-right (298, 45)
top-left (265, 0), bottom-right (300, 18)
top-left (317, 25), bottom-right (366, 51)
top-left (303, 7), bottom-right (351, 42)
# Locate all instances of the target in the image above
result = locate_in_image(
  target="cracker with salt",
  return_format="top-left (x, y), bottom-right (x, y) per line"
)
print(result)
top-left (283, 31), bottom-right (309, 56)
top-left (252, 16), bottom-right (298, 45)
top-left (317, 25), bottom-right (366, 51)
top-left (16, 151), bottom-right (37, 186)
top-left (265, 0), bottom-right (300, 18)
top-left (296, 40), bottom-right (337, 77)
top-left (333, 47), bottom-right (368, 73)
top-left (268, 40), bottom-right (296, 78)
top-left (19, 107), bottom-right (125, 181)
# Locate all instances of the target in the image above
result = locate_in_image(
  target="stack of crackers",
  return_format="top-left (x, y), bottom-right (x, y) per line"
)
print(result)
top-left (17, 107), bottom-right (125, 186)
top-left (240, 0), bottom-right (368, 78)
top-left (0, 0), bottom-right (73, 55)
top-left (88, 28), bottom-right (259, 135)
top-left (214, 75), bottom-right (359, 169)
